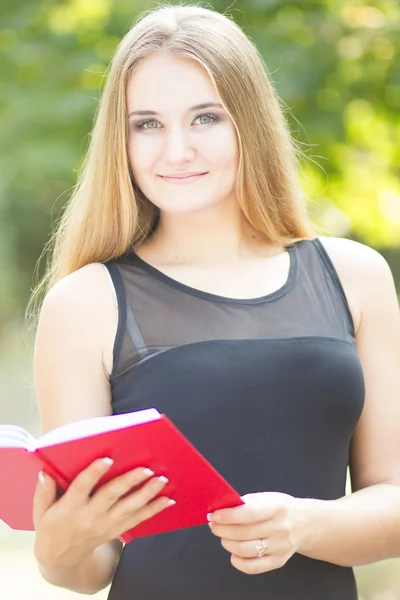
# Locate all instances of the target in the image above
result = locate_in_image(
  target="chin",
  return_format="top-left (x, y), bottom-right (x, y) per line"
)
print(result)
top-left (155, 197), bottom-right (227, 215)
top-left (158, 204), bottom-right (216, 215)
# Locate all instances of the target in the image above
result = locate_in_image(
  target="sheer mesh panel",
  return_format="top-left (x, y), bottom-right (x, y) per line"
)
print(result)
top-left (104, 238), bottom-right (355, 380)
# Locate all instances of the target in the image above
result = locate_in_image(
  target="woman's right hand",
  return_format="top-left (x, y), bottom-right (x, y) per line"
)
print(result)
top-left (33, 458), bottom-right (174, 570)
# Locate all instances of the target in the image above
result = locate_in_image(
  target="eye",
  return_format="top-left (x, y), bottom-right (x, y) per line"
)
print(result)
top-left (193, 113), bottom-right (219, 126)
top-left (134, 118), bottom-right (159, 130)
top-left (133, 112), bottom-right (220, 130)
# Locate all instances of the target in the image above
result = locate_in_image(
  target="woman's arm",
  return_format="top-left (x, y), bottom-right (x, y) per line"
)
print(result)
top-left (38, 538), bottom-right (123, 595)
top-left (297, 483), bottom-right (400, 566)
top-left (298, 237), bottom-right (400, 566)
top-left (33, 262), bottom-right (122, 593)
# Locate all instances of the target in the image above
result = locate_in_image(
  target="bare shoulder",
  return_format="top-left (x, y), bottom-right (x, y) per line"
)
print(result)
top-left (46, 262), bottom-right (113, 305)
top-left (40, 262), bottom-right (118, 383)
top-left (317, 236), bottom-right (395, 333)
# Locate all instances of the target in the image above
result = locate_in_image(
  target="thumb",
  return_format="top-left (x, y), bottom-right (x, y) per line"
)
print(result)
top-left (33, 471), bottom-right (58, 522)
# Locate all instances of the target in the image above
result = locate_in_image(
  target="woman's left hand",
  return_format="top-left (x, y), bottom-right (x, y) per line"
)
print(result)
top-left (207, 491), bottom-right (316, 575)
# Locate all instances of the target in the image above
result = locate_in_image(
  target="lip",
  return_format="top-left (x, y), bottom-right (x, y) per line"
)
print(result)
top-left (160, 173), bottom-right (207, 183)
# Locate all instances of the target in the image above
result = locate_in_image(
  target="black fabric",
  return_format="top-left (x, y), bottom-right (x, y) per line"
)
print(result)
top-left (103, 238), bottom-right (364, 600)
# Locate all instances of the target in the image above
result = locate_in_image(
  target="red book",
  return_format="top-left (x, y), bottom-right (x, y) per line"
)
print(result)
top-left (0, 409), bottom-right (243, 542)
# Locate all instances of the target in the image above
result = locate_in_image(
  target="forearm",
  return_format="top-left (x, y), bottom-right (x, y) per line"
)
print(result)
top-left (299, 483), bottom-right (400, 567)
top-left (37, 540), bottom-right (122, 595)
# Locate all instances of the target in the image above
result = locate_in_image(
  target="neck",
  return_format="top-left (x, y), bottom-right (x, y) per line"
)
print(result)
top-left (139, 202), bottom-right (273, 265)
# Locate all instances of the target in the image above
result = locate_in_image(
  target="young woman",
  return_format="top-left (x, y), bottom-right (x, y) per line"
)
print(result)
top-left (28, 4), bottom-right (400, 599)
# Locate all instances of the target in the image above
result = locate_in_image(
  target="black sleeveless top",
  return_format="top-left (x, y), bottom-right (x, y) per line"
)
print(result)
top-left (103, 238), bottom-right (365, 600)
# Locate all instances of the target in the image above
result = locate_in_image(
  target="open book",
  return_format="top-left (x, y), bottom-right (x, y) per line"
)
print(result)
top-left (0, 409), bottom-right (243, 542)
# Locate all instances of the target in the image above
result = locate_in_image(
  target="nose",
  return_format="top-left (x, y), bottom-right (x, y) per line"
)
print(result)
top-left (164, 126), bottom-right (195, 163)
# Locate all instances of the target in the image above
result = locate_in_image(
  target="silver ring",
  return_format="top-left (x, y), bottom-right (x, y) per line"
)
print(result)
top-left (255, 538), bottom-right (268, 558)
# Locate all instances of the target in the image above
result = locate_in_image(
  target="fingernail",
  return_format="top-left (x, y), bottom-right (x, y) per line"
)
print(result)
top-left (143, 468), bottom-right (154, 477)
top-left (102, 457), bottom-right (114, 467)
top-left (166, 499), bottom-right (176, 506)
top-left (38, 471), bottom-right (46, 486)
top-left (158, 476), bottom-right (168, 484)
top-left (207, 513), bottom-right (220, 522)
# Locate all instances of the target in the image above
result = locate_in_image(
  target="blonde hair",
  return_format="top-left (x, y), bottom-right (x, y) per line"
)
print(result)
top-left (27, 2), bottom-right (315, 327)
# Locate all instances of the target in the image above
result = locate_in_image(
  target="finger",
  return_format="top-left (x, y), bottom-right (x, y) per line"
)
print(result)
top-left (62, 457), bottom-right (114, 509)
top-left (220, 537), bottom-right (272, 559)
top-left (109, 475), bottom-right (169, 521)
top-left (208, 492), bottom-right (281, 525)
top-left (230, 553), bottom-right (286, 575)
top-left (32, 471), bottom-right (58, 523)
top-left (89, 467), bottom-right (155, 514)
top-left (208, 520), bottom-right (271, 541)
top-left (125, 474), bottom-right (170, 508)
top-left (114, 495), bottom-right (175, 537)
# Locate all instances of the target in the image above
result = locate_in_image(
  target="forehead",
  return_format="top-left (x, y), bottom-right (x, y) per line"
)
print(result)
top-left (126, 54), bottom-right (218, 111)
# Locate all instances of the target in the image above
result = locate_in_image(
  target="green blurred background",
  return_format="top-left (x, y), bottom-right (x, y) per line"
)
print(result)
top-left (1, 0), bottom-right (400, 598)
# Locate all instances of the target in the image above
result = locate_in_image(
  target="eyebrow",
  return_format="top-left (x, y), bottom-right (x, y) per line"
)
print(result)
top-left (128, 102), bottom-right (223, 119)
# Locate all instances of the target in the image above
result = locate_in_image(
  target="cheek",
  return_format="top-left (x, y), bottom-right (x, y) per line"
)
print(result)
top-left (199, 125), bottom-right (239, 168)
top-left (127, 135), bottom-right (158, 179)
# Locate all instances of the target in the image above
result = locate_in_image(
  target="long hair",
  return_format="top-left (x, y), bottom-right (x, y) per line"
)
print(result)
top-left (26, 2), bottom-right (315, 328)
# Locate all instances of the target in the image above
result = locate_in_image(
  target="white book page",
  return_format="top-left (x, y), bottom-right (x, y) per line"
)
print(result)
top-left (0, 425), bottom-right (36, 448)
top-left (0, 409), bottom-right (161, 451)
top-left (36, 408), bottom-right (161, 448)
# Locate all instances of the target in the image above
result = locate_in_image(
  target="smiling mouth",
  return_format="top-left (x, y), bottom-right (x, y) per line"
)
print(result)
top-left (160, 173), bottom-right (208, 182)
top-left (161, 172), bottom-right (207, 177)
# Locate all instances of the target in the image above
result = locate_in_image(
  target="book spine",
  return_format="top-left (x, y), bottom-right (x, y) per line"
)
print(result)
top-left (28, 447), bottom-right (71, 489)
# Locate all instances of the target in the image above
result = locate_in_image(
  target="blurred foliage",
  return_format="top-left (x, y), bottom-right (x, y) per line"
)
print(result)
top-left (0, 0), bottom-right (399, 332)
top-left (1, 3), bottom-right (400, 597)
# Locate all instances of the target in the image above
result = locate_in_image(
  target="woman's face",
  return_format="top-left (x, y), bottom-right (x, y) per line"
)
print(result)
top-left (126, 53), bottom-right (239, 215)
